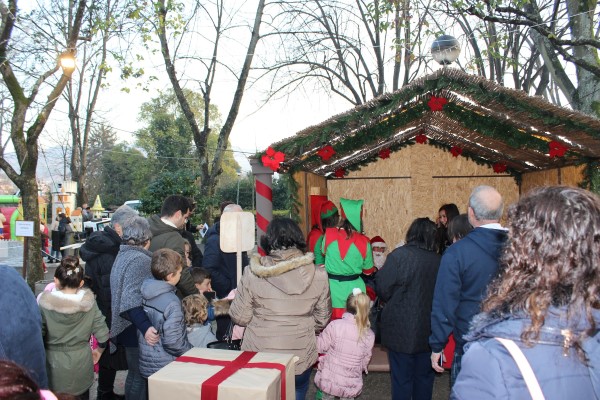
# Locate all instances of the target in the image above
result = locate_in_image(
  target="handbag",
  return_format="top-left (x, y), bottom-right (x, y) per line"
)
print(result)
top-left (206, 322), bottom-right (242, 351)
top-left (495, 337), bottom-right (545, 400)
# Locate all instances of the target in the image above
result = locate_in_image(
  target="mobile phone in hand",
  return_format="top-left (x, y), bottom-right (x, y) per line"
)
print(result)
top-left (438, 352), bottom-right (445, 368)
top-left (203, 291), bottom-right (216, 302)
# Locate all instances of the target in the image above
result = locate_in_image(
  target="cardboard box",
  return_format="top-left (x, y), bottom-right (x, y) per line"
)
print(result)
top-left (149, 348), bottom-right (296, 400)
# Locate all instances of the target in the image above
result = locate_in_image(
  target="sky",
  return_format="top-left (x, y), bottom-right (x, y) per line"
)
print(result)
top-left (34, 0), bottom-right (354, 174)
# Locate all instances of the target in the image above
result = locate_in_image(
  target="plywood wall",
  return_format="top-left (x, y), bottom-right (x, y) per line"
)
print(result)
top-left (323, 145), bottom-right (519, 248)
top-left (521, 165), bottom-right (585, 195)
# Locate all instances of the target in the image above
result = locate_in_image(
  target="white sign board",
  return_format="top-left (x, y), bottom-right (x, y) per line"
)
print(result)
top-left (15, 221), bottom-right (35, 237)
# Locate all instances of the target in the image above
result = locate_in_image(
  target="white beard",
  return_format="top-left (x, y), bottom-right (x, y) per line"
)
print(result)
top-left (373, 251), bottom-right (386, 269)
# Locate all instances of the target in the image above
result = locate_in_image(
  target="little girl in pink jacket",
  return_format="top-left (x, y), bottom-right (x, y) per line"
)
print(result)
top-left (315, 289), bottom-right (375, 399)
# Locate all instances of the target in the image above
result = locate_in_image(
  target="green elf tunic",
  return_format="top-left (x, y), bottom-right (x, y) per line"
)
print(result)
top-left (323, 227), bottom-right (374, 318)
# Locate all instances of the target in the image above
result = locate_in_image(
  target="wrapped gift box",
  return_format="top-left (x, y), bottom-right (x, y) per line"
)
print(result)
top-left (149, 348), bottom-right (296, 400)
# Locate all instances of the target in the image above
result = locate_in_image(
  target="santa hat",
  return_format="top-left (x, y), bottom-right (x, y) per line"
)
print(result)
top-left (370, 236), bottom-right (386, 248)
top-left (339, 198), bottom-right (363, 232)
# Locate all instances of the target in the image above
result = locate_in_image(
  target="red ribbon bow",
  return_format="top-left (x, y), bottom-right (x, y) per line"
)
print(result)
top-left (334, 168), bottom-right (346, 178)
top-left (428, 95), bottom-right (448, 111)
top-left (549, 141), bottom-right (568, 158)
top-left (493, 162), bottom-right (507, 173)
top-left (176, 352), bottom-right (287, 400)
top-left (415, 134), bottom-right (427, 144)
top-left (261, 147), bottom-right (285, 171)
top-left (450, 146), bottom-right (462, 157)
top-left (317, 145), bottom-right (336, 161)
top-left (378, 148), bottom-right (390, 159)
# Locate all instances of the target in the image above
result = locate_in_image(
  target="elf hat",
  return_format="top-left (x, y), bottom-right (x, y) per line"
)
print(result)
top-left (320, 201), bottom-right (338, 220)
top-left (339, 198), bottom-right (364, 232)
top-left (370, 236), bottom-right (386, 248)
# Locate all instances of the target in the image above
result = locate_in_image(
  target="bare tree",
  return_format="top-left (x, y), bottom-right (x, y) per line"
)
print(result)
top-left (65, 0), bottom-right (133, 205)
top-left (460, 0), bottom-right (600, 117)
top-left (130, 0), bottom-right (266, 221)
top-left (257, 0), bottom-right (435, 106)
top-left (0, 0), bottom-right (87, 286)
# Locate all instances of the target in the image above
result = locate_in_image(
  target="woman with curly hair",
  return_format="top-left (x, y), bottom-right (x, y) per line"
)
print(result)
top-left (452, 186), bottom-right (600, 399)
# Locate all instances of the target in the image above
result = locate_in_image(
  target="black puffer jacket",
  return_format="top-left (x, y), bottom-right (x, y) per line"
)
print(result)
top-left (80, 227), bottom-right (121, 327)
top-left (202, 222), bottom-right (248, 299)
top-left (375, 243), bottom-right (441, 353)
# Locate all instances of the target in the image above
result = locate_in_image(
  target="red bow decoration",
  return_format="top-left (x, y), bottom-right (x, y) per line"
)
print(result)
top-left (261, 147), bottom-right (285, 171)
top-left (334, 168), bottom-right (346, 178)
top-left (428, 95), bottom-right (448, 111)
top-left (493, 162), bottom-right (507, 174)
top-left (379, 148), bottom-right (390, 159)
top-left (450, 146), bottom-right (462, 157)
top-left (317, 145), bottom-right (336, 161)
top-left (415, 134), bottom-right (428, 144)
top-left (549, 140), bottom-right (568, 158)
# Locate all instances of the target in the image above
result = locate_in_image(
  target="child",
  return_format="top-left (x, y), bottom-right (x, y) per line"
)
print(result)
top-left (38, 256), bottom-right (109, 399)
top-left (315, 289), bottom-right (375, 400)
top-left (138, 248), bottom-right (192, 378)
top-left (182, 294), bottom-right (218, 347)
top-left (190, 267), bottom-right (213, 294)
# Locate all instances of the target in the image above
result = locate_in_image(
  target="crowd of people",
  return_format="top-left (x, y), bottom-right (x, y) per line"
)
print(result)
top-left (1, 185), bottom-right (599, 400)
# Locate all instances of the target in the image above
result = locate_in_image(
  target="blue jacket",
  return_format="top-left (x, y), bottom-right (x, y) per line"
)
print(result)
top-left (452, 308), bottom-right (600, 399)
top-left (0, 266), bottom-right (48, 388)
top-left (201, 222), bottom-right (248, 299)
top-left (429, 227), bottom-right (507, 353)
top-left (138, 278), bottom-right (192, 378)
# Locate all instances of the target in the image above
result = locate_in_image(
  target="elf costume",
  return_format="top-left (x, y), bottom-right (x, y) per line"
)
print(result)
top-left (322, 198), bottom-right (375, 319)
top-left (307, 201), bottom-right (338, 255)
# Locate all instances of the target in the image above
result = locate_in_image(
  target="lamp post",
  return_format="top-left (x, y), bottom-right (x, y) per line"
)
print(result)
top-left (431, 35), bottom-right (461, 66)
top-left (236, 172), bottom-right (242, 205)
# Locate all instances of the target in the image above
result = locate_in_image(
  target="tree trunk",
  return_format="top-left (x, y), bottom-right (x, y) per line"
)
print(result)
top-left (20, 173), bottom-right (43, 288)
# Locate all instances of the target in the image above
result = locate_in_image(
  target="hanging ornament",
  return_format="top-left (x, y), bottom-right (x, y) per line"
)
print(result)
top-left (415, 134), bottom-right (428, 144)
top-left (493, 162), bottom-right (507, 174)
top-left (428, 95), bottom-right (448, 111)
top-left (334, 168), bottom-right (346, 178)
top-left (450, 146), bottom-right (462, 157)
top-left (317, 145), bottom-right (336, 161)
top-left (549, 141), bottom-right (568, 158)
top-left (261, 146), bottom-right (285, 171)
top-left (379, 148), bottom-right (390, 159)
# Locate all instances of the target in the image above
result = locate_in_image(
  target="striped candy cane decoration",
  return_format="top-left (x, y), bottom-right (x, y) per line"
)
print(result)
top-left (250, 158), bottom-right (274, 255)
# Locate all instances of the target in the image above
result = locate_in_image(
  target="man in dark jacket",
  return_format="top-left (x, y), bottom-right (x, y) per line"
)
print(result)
top-left (429, 185), bottom-right (507, 386)
top-left (147, 195), bottom-right (198, 297)
top-left (202, 203), bottom-right (249, 339)
top-left (0, 266), bottom-right (48, 389)
top-left (80, 204), bottom-right (137, 400)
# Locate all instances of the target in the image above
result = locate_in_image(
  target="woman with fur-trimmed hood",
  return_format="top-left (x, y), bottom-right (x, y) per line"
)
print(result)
top-left (230, 217), bottom-right (331, 400)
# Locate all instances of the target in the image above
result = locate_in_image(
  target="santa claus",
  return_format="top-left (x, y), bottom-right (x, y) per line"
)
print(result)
top-left (371, 235), bottom-right (388, 269)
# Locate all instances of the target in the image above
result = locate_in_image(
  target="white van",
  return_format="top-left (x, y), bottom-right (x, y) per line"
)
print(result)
top-left (124, 200), bottom-right (141, 214)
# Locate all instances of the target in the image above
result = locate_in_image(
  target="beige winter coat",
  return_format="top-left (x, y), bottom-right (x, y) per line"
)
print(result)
top-left (230, 249), bottom-right (331, 374)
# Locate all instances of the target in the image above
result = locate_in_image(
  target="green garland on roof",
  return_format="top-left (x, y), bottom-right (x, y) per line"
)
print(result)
top-left (580, 160), bottom-right (600, 195)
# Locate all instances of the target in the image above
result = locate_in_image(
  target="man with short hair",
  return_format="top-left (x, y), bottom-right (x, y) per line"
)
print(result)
top-left (147, 195), bottom-right (198, 297)
top-left (429, 185), bottom-right (507, 386)
top-left (80, 204), bottom-right (137, 400)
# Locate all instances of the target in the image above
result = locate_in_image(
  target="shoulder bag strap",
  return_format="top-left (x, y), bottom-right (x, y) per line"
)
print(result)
top-left (495, 337), bottom-right (546, 400)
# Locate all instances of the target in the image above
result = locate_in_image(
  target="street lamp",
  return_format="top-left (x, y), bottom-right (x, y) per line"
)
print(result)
top-left (431, 35), bottom-right (461, 65)
top-left (236, 172), bottom-right (242, 205)
top-left (59, 51), bottom-right (76, 72)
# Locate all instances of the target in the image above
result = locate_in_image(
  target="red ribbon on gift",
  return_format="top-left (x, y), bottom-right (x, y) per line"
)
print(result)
top-left (176, 352), bottom-right (287, 400)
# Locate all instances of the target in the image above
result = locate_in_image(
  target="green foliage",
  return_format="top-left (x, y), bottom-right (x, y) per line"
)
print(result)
top-left (100, 143), bottom-right (152, 208)
top-left (139, 169), bottom-right (205, 216)
top-left (135, 88), bottom-right (239, 181)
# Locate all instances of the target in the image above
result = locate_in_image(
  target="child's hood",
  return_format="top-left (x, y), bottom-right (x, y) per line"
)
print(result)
top-left (38, 288), bottom-right (95, 314)
top-left (141, 278), bottom-right (176, 300)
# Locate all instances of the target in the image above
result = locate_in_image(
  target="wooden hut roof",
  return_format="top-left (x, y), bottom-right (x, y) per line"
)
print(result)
top-left (264, 68), bottom-right (600, 177)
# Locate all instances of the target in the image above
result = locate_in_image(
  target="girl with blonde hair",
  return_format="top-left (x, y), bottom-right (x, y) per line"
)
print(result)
top-left (314, 289), bottom-right (375, 400)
